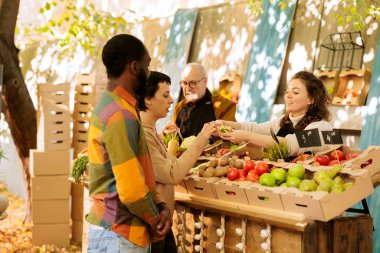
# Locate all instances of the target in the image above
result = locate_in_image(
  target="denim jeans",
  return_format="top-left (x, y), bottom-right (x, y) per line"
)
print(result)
top-left (88, 225), bottom-right (151, 253)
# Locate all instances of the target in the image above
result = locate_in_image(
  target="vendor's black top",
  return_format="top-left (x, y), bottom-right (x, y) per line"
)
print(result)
top-left (277, 117), bottom-right (311, 161)
top-left (176, 89), bottom-right (216, 139)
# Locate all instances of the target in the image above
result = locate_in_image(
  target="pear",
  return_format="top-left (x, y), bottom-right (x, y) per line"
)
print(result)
top-left (331, 182), bottom-right (345, 193)
top-left (299, 179), bottom-right (318, 192)
top-left (317, 178), bottom-right (334, 192)
top-left (344, 182), bottom-right (354, 190)
top-left (326, 165), bottom-right (342, 179)
top-left (313, 171), bottom-right (330, 185)
top-left (333, 176), bottom-right (345, 185)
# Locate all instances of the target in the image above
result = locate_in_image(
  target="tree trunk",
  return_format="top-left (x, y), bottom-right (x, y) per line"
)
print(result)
top-left (0, 0), bottom-right (36, 221)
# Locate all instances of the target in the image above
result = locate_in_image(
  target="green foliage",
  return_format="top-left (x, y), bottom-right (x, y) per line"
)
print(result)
top-left (20, 0), bottom-right (132, 58)
top-left (247, 0), bottom-right (380, 31)
top-left (248, 0), bottom-right (294, 17)
top-left (261, 142), bottom-right (289, 161)
top-left (71, 155), bottom-right (89, 183)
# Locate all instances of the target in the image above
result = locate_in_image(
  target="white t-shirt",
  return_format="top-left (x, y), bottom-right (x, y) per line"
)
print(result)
top-left (240, 114), bottom-right (333, 156)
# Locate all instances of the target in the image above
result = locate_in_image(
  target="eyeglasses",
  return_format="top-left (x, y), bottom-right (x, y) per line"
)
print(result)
top-left (180, 77), bottom-right (205, 89)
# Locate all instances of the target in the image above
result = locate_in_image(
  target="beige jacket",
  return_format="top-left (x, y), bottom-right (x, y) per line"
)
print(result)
top-left (142, 123), bottom-right (209, 215)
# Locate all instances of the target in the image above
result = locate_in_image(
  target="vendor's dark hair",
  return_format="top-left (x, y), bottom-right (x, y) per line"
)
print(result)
top-left (102, 34), bottom-right (146, 78)
top-left (280, 71), bottom-right (331, 131)
top-left (137, 71), bottom-right (171, 111)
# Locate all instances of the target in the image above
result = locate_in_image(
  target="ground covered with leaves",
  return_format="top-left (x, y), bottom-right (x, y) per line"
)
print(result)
top-left (0, 192), bottom-right (82, 253)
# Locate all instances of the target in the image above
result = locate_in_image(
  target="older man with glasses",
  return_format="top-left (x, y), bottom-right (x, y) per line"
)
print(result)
top-left (166, 62), bottom-right (236, 140)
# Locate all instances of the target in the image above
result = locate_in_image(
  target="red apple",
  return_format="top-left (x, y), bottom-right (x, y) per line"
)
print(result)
top-left (313, 155), bottom-right (330, 166)
top-left (330, 150), bottom-right (345, 161)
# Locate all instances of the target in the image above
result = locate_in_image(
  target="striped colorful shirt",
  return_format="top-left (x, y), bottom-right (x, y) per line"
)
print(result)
top-left (86, 84), bottom-right (163, 247)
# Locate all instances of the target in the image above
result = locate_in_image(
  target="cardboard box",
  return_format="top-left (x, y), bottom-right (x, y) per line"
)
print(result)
top-left (332, 69), bottom-right (371, 106)
top-left (37, 138), bottom-right (71, 151)
top-left (316, 70), bottom-right (340, 98)
top-left (280, 168), bottom-right (373, 221)
top-left (32, 176), bottom-right (70, 200)
top-left (73, 121), bottom-right (90, 132)
top-left (174, 180), bottom-right (188, 194)
top-left (213, 178), bottom-right (252, 205)
top-left (32, 223), bottom-right (70, 247)
top-left (37, 83), bottom-right (70, 93)
top-left (245, 183), bottom-right (286, 210)
top-left (40, 92), bottom-right (69, 106)
top-left (75, 73), bottom-right (95, 86)
top-left (30, 149), bottom-right (71, 176)
top-left (75, 93), bottom-right (95, 104)
top-left (72, 111), bottom-right (92, 122)
top-left (37, 110), bottom-right (71, 123)
top-left (74, 102), bottom-right (94, 113)
top-left (183, 175), bottom-right (219, 199)
top-left (341, 146), bottom-right (380, 176)
top-left (32, 199), bottom-right (70, 224)
top-left (73, 130), bottom-right (89, 142)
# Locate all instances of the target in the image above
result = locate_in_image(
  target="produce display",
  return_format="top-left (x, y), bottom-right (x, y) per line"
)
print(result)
top-left (180, 142), bottom-right (378, 222)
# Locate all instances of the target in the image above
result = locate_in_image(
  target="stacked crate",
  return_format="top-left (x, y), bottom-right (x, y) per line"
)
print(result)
top-left (30, 83), bottom-right (71, 247)
top-left (71, 74), bottom-right (96, 244)
top-left (72, 74), bottom-right (95, 157)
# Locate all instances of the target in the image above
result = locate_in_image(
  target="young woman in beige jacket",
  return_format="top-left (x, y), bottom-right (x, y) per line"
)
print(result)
top-left (138, 71), bottom-right (216, 253)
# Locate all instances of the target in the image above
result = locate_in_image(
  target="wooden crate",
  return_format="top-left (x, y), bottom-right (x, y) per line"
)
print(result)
top-left (173, 194), bottom-right (373, 253)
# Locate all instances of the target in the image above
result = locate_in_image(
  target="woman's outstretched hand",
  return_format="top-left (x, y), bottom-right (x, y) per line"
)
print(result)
top-left (219, 129), bottom-right (248, 144)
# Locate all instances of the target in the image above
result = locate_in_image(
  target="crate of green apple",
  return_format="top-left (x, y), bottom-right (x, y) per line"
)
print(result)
top-left (185, 157), bottom-right (374, 221)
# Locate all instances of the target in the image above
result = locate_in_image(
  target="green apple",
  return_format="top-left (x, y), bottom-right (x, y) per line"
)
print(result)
top-left (288, 164), bottom-right (305, 179)
top-left (299, 179), bottom-right (318, 192)
top-left (259, 173), bottom-right (276, 187)
top-left (270, 168), bottom-right (287, 185)
top-left (286, 176), bottom-right (301, 188)
top-left (280, 182), bottom-right (287, 187)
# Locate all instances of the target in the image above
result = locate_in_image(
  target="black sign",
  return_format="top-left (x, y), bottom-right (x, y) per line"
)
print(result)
top-left (321, 129), bottom-right (343, 145)
top-left (295, 128), bottom-right (322, 148)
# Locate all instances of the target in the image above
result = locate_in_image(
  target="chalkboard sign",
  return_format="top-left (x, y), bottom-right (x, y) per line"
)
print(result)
top-left (295, 128), bottom-right (322, 148)
top-left (322, 129), bottom-right (343, 145)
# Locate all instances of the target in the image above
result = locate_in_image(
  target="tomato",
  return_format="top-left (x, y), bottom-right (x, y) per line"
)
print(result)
top-left (243, 160), bottom-right (255, 175)
top-left (246, 170), bottom-right (259, 182)
top-left (313, 155), bottom-right (330, 166)
top-left (227, 167), bottom-right (240, 181)
top-left (238, 169), bottom-right (247, 178)
top-left (330, 150), bottom-right (345, 161)
top-left (345, 153), bottom-right (359, 160)
top-left (218, 149), bottom-right (231, 156)
top-left (328, 160), bottom-right (341, 166)
top-left (255, 162), bottom-right (270, 176)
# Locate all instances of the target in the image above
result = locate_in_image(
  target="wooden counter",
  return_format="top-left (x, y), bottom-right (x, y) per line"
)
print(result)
top-left (173, 192), bottom-right (372, 253)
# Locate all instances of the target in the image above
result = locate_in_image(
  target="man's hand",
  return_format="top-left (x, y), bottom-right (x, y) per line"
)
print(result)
top-left (152, 203), bottom-right (171, 242)
top-left (163, 121), bottom-right (178, 135)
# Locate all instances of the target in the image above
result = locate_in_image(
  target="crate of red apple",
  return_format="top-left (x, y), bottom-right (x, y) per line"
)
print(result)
top-left (181, 148), bottom-right (375, 221)
top-left (291, 145), bottom-right (380, 176)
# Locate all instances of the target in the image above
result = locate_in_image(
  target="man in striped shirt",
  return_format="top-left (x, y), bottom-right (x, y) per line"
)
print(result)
top-left (86, 34), bottom-right (171, 252)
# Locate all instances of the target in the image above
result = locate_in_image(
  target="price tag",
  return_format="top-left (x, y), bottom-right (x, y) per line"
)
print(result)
top-left (321, 129), bottom-right (343, 145)
top-left (295, 128), bottom-right (322, 148)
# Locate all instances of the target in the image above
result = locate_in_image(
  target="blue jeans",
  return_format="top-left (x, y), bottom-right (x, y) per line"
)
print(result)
top-left (88, 225), bottom-right (151, 253)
